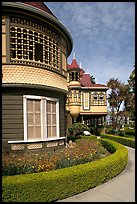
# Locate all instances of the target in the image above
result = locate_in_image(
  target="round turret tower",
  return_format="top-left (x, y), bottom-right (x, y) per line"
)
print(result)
top-left (67, 55), bottom-right (81, 122)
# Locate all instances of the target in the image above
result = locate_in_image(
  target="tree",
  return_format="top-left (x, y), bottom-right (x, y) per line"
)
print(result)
top-left (127, 63), bottom-right (135, 120)
top-left (90, 75), bottom-right (96, 84)
top-left (128, 63), bottom-right (135, 93)
top-left (107, 78), bottom-right (130, 130)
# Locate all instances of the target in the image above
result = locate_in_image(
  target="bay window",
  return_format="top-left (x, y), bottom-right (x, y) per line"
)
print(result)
top-left (23, 95), bottom-right (59, 141)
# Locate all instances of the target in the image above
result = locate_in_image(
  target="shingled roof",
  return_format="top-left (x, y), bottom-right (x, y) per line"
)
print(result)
top-left (80, 73), bottom-right (92, 87)
top-left (22, 2), bottom-right (57, 18)
top-left (68, 58), bottom-right (80, 69)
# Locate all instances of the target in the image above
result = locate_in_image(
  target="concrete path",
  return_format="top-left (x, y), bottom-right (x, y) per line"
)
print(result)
top-left (57, 146), bottom-right (135, 202)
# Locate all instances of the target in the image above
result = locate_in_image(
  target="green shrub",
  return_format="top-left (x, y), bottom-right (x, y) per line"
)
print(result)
top-left (124, 128), bottom-right (135, 136)
top-left (69, 123), bottom-right (90, 136)
top-left (105, 128), bottom-right (117, 135)
top-left (101, 133), bottom-right (135, 148)
top-left (67, 127), bottom-right (73, 136)
top-left (67, 135), bottom-right (81, 142)
top-left (118, 131), bottom-right (125, 136)
top-left (2, 139), bottom-right (128, 202)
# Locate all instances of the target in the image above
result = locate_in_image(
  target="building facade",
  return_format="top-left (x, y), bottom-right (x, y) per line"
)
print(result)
top-left (2, 2), bottom-right (73, 152)
top-left (66, 57), bottom-right (108, 132)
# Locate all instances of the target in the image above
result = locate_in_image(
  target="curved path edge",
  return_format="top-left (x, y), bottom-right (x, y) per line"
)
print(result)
top-left (57, 146), bottom-right (135, 202)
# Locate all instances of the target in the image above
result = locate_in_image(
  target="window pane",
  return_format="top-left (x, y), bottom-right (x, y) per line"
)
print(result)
top-left (47, 101), bottom-right (51, 112)
top-left (52, 114), bottom-right (56, 124)
top-left (47, 114), bottom-right (51, 125)
top-left (28, 113), bottom-right (33, 125)
top-left (52, 126), bottom-right (56, 136)
top-left (47, 127), bottom-right (51, 137)
top-left (27, 99), bottom-right (41, 140)
top-left (27, 100), bottom-right (33, 111)
top-left (35, 126), bottom-right (41, 139)
top-left (28, 126), bottom-right (33, 140)
top-left (35, 101), bottom-right (40, 111)
top-left (35, 113), bottom-right (41, 125)
top-left (52, 102), bottom-right (56, 112)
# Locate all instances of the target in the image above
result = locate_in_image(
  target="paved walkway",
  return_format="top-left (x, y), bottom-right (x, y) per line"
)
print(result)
top-left (57, 146), bottom-right (135, 202)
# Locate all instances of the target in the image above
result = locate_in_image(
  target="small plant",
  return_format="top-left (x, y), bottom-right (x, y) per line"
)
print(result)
top-left (2, 139), bottom-right (111, 176)
top-left (69, 122), bottom-right (90, 136)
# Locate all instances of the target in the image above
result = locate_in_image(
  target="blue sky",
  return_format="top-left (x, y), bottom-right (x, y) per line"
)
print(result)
top-left (45, 2), bottom-right (135, 85)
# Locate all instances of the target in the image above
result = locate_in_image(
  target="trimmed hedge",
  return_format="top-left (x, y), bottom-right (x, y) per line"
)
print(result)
top-left (124, 128), bottom-right (135, 136)
top-left (101, 133), bottom-right (135, 148)
top-left (2, 138), bottom-right (128, 202)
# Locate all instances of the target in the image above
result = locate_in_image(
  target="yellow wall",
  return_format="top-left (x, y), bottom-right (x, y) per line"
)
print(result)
top-left (80, 105), bottom-right (107, 113)
top-left (90, 105), bottom-right (107, 113)
top-left (69, 81), bottom-right (81, 86)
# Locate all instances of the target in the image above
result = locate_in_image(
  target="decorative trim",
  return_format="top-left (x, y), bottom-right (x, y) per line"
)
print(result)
top-left (80, 112), bottom-right (107, 115)
top-left (8, 137), bottom-right (66, 144)
top-left (6, 16), bottom-right (10, 63)
top-left (81, 87), bottom-right (108, 90)
top-left (2, 83), bottom-right (68, 94)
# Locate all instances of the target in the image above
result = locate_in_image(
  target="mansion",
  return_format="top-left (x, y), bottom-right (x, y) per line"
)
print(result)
top-left (66, 57), bottom-right (108, 130)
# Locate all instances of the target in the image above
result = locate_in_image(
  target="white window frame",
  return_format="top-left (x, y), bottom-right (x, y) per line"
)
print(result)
top-left (23, 95), bottom-right (60, 142)
top-left (83, 92), bottom-right (90, 110)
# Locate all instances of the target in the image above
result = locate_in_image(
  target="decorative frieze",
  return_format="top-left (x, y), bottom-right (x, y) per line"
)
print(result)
top-left (2, 65), bottom-right (68, 91)
top-left (10, 25), bottom-right (60, 72)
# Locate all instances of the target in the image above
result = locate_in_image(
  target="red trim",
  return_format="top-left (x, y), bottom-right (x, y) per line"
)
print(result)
top-left (69, 84), bottom-right (81, 87)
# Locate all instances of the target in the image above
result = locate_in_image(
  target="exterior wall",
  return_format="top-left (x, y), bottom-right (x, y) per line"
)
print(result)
top-left (66, 112), bottom-right (72, 129)
top-left (89, 106), bottom-right (107, 113)
top-left (80, 105), bottom-right (107, 113)
top-left (2, 93), bottom-right (23, 152)
top-left (2, 87), bottom-right (67, 152)
top-left (2, 2), bottom-right (73, 152)
top-left (2, 65), bottom-right (67, 91)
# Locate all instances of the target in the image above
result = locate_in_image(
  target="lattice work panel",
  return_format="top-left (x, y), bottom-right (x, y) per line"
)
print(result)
top-left (47, 142), bottom-right (58, 147)
top-left (11, 144), bottom-right (25, 150)
top-left (27, 143), bottom-right (42, 149)
top-left (59, 140), bottom-right (65, 146)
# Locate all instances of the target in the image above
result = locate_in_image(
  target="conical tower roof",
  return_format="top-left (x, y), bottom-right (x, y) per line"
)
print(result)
top-left (22, 2), bottom-right (57, 18)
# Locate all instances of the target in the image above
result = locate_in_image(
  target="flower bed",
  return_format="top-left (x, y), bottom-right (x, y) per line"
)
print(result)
top-left (2, 138), bottom-right (128, 202)
top-left (2, 138), bottom-right (110, 176)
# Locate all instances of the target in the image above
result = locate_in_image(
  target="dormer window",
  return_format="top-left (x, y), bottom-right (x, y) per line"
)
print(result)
top-left (99, 95), bottom-right (104, 100)
top-left (93, 96), bottom-right (98, 100)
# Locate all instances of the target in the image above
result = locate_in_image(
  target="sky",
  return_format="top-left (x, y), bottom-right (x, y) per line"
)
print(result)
top-left (45, 2), bottom-right (135, 85)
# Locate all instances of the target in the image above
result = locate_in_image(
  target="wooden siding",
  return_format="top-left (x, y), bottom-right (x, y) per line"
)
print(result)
top-left (2, 87), bottom-right (66, 152)
top-left (2, 93), bottom-right (23, 152)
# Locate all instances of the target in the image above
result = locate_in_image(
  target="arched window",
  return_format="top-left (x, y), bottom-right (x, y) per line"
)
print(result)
top-left (74, 91), bottom-right (77, 98)
top-left (75, 72), bottom-right (79, 81)
top-left (72, 72), bottom-right (74, 81)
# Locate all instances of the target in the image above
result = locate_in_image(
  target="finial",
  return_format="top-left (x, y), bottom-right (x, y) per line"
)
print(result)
top-left (80, 62), bottom-right (82, 68)
top-left (73, 52), bottom-right (76, 59)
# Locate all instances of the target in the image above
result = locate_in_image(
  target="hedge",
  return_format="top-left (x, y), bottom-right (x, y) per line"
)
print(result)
top-left (2, 138), bottom-right (128, 202)
top-left (124, 128), bottom-right (135, 136)
top-left (101, 133), bottom-right (135, 148)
